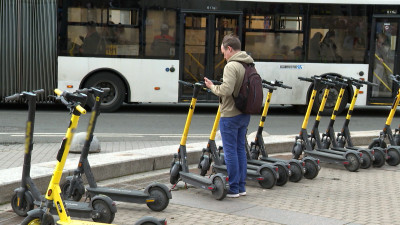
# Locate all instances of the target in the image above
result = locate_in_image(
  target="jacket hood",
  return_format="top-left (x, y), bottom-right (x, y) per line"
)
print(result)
top-left (227, 51), bottom-right (254, 64)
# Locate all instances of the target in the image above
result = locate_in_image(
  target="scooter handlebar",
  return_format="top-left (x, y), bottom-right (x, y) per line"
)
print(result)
top-left (263, 80), bottom-right (292, 89)
top-left (5, 93), bottom-right (21, 101)
top-left (262, 84), bottom-right (277, 90)
top-left (178, 80), bottom-right (194, 87)
top-left (33, 89), bottom-right (44, 95)
top-left (75, 105), bottom-right (87, 114)
top-left (75, 88), bottom-right (89, 94)
top-left (390, 74), bottom-right (400, 83)
top-left (76, 87), bottom-right (111, 94)
top-left (54, 89), bottom-right (87, 108)
top-left (298, 77), bottom-right (313, 82)
top-left (54, 89), bottom-right (63, 96)
top-left (5, 89), bottom-right (44, 101)
top-left (354, 79), bottom-right (378, 87)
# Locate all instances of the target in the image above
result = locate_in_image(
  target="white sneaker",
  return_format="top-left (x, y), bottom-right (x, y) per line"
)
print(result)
top-left (239, 192), bottom-right (247, 196)
top-left (227, 192), bottom-right (239, 198)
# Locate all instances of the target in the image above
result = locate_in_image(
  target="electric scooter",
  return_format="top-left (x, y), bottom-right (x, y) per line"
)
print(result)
top-left (7, 90), bottom-right (45, 217)
top-left (170, 81), bottom-right (229, 200)
top-left (309, 76), bottom-right (371, 169)
top-left (8, 89), bottom-right (116, 223)
top-left (292, 76), bottom-right (363, 172)
top-left (247, 80), bottom-right (320, 181)
top-left (60, 87), bottom-right (171, 212)
top-left (21, 89), bottom-right (117, 224)
top-left (320, 76), bottom-right (387, 168)
top-left (368, 74), bottom-right (400, 166)
top-left (198, 105), bottom-right (280, 189)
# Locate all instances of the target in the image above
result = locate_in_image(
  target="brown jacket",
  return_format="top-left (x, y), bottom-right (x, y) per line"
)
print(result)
top-left (211, 51), bottom-right (255, 117)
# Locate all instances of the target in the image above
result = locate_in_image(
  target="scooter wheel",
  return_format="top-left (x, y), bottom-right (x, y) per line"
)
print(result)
top-left (360, 151), bottom-right (372, 169)
top-left (169, 163), bottom-right (181, 185)
top-left (372, 149), bottom-right (386, 168)
top-left (11, 193), bottom-right (34, 217)
top-left (147, 187), bottom-right (169, 212)
top-left (258, 168), bottom-right (277, 189)
top-left (212, 177), bottom-right (227, 200)
top-left (303, 159), bottom-right (319, 179)
top-left (20, 215), bottom-right (54, 225)
top-left (199, 156), bottom-right (210, 176)
top-left (219, 153), bottom-right (225, 165)
top-left (288, 162), bottom-right (303, 183)
top-left (275, 165), bottom-right (288, 186)
top-left (92, 199), bottom-right (115, 223)
top-left (368, 140), bottom-right (386, 149)
top-left (386, 148), bottom-right (400, 166)
top-left (292, 142), bottom-right (303, 159)
top-left (60, 180), bottom-right (83, 201)
top-left (344, 153), bottom-right (360, 172)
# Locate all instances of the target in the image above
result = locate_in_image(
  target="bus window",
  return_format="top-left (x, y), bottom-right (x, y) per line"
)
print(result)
top-left (308, 15), bottom-right (368, 63)
top-left (245, 15), bottom-right (303, 61)
top-left (245, 32), bottom-right (303, 61)
top-left (65, 4), bottom-right (139, 57)
top-left (105, 9), bottom-right (140, 56)
top-left (145, 10), bottom-right (176, 58)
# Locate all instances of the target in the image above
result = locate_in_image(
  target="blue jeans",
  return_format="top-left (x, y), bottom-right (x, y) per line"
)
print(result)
top-left (220, 113), bottom-right (250, 193)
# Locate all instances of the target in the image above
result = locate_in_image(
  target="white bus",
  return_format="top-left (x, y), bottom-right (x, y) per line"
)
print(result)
top-left (1, 0), bottom-right (400, 113)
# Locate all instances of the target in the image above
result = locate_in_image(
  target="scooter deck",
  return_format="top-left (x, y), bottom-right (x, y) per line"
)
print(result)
top-left (313, 148), bottom-right (350, 156)
top-left (304, 149), bottom-right (346, 163)
top-left (50, 201), bottom-right (92, 218)
top-left (86, 187), bottom-right (148, 203)
top-left (180, 171), bottom-right (213, 186)
top-left (213, 164), bottom-right (260, 178)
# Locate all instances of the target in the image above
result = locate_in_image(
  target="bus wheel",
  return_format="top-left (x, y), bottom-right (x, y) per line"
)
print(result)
top-left (312, 84), bottom-right (348, 116)
top-left (85, 72), bottom-right (126, 112)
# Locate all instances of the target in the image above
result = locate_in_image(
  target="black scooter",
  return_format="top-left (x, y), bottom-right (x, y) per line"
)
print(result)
top-left (368, 74), bottom-right (400, 166)
top-left (170, 81), bottom-right (229, 200)
top-left (8, 90), bottom-right (45, 217)
top-left (247, 80), bottom-right (319, 182)
top-left (292, 76), bottom-right (363, 172)
top-left (19, 89), bottom-right (117, 224)
top-left (320, 76), bottom-right (386, 168)
top-left (198, 104), bottom-right (280, 189)
top-left (61, 87), bottom-right (171, 212)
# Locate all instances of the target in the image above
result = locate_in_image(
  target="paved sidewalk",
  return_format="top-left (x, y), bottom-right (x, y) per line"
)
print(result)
top-left (1, 130), bottom-right (398, 225)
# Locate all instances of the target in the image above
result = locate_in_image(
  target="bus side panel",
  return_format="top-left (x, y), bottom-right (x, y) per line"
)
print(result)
top-left (58, 57), bottom-right (179, 103)
top-left (254, 62), bottom-right (369, 106)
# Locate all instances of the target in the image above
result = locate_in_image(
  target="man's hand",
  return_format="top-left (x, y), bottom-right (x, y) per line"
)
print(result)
top-left (204, 77), bottom-right (214, 89)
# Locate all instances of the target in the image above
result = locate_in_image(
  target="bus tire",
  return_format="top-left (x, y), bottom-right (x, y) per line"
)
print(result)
top-left (312, 84), bottom-right (348, 116)
top-left (85, 72), bottom-right (126, 112)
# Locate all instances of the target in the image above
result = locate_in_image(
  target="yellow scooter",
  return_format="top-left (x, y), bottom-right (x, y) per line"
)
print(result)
top-left (21, 89), bottom-right (117, 225)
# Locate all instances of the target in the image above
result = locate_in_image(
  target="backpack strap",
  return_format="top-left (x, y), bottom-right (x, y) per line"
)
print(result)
top-left (229, 60), bottom-right (251, 98)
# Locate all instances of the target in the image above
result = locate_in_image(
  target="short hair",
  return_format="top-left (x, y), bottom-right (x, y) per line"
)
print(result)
top-left (221, 34), bottom-right (241, 51)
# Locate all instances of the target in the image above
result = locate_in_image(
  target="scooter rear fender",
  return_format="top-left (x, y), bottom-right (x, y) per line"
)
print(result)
top-left (211, 173), bottom-right (229, 188)
top-left (91, 195), bottom-right (117, 213)
top-left (14, 187), bottom-right (35, 206)
top-left (144, 183), bottom-right (172, 199)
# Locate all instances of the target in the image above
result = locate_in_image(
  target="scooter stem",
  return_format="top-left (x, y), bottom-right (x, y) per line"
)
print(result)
top-left (345, 88), bottom-right (359, 121)
top-left (259, 91), bottom-right (273, 129)
top-left (385, 89), bottom-right (400, 126)
top-left (209, 106), bottom-right (221, 141)
top-left (330, 87), bottom-right (345, 121)
top-left (302, 89), bottom-right (317, 130)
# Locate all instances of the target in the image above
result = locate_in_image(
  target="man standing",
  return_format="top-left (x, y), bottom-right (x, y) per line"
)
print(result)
top-left (204, 34), bottom-right (252, 198)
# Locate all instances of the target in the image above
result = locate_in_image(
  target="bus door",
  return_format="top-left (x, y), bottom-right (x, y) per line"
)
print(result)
top-left (368, 15), bottom-right (400, 104)
top-left (179, 11), bottom-right (242, 101)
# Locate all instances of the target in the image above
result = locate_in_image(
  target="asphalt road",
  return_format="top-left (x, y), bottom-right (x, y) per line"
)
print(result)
top-left (0, 102), bottom-right (397, 144)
